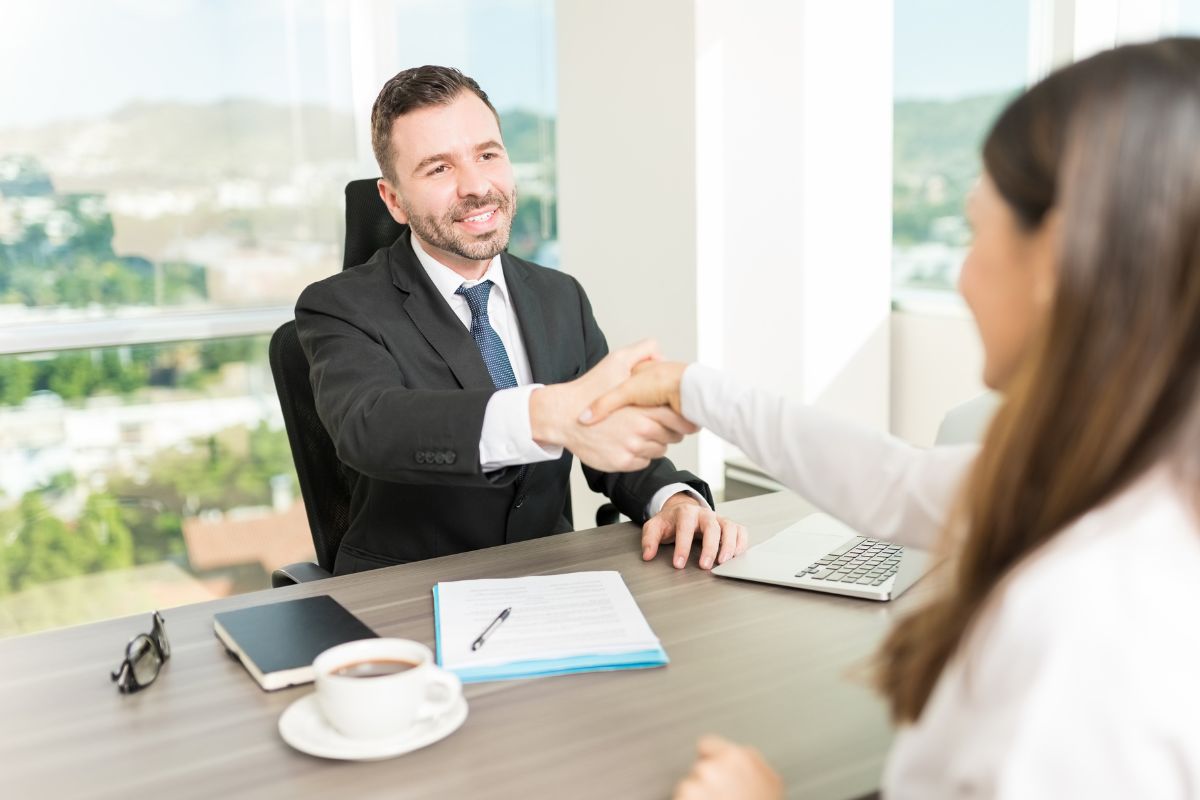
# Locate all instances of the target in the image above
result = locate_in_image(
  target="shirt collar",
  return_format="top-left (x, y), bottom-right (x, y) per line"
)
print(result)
top-left (410, 234), bottom-right (507, 306)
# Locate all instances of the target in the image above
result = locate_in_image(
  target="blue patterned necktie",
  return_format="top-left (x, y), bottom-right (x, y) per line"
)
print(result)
top-left (457, 280), bottom-right (527, 484)
top-left (456, 280), bottom-right (518, 390)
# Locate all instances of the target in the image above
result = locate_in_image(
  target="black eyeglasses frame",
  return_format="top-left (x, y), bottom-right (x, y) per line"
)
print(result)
top-left (110, 610), bottom-right (170, 694)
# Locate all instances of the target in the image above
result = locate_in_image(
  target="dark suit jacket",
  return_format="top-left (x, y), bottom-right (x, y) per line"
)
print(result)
top-left (295, 231), bottom-right (711, 574)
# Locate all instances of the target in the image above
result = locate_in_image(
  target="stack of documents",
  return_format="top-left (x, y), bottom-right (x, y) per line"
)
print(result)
top-left (433, 571), bottom-right (669, 683)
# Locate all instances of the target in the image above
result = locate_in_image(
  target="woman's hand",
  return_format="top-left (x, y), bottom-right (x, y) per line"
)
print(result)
top-left (580, 359), bottom-right (690, 425)
top-left (673, 735), bottom-right (784, 800)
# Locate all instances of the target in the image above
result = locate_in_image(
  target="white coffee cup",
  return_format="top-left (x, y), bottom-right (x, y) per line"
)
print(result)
top-left (313, 638), bottom-right (461, 740)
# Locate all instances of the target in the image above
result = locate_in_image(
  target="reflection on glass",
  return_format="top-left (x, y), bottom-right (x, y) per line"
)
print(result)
top-left (0, 337), bottom-right (311, 638)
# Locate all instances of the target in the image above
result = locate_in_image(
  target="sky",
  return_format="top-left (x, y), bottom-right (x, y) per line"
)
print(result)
top-left (4, 1), bottom-right (1200, 127)
top-left (895, 0), bottom-right (1200, 100)
top-left (894, 0), bottom-right (1030, 100)
top-left (0, 0), bottom-right (557, 129)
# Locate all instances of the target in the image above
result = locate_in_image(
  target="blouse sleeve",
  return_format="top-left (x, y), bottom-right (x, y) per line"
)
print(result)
top-left (680, 364), bottom-right (977, 550)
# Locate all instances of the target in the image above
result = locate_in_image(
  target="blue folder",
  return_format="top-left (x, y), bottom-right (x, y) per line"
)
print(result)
top-left (432, 585), bottom-right (669, 684)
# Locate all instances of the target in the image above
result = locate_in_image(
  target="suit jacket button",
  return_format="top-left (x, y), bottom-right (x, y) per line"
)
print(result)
top-left (415, 452), bottom-right (426, 464)
top-left (514, 495), bottom-right (526, 509)
top-left (446, 452), bottom-right (457, 464)
top-left (433, 452), bottom-right (445, 465)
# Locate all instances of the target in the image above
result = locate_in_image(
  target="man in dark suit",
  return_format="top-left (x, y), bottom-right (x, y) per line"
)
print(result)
top-left (296, 66), bottom-right (746, 575)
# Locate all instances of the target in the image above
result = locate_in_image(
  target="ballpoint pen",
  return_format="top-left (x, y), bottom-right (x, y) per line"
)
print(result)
top-left (471, 607), bottom-right (512, 651)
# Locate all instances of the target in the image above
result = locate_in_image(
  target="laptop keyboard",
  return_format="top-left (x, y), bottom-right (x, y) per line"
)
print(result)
top-left (795, 537), bottom-right (903, 587)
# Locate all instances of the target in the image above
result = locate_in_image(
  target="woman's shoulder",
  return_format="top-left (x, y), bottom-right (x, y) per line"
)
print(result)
top-left (974, 470), bottom-right (1200, 687)
top-left (1002, 470), bottom-right (1199, 614)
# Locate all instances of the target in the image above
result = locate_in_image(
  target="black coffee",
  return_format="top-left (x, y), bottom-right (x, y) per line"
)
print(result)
top-left (331, 658), bottom-right (420, 678)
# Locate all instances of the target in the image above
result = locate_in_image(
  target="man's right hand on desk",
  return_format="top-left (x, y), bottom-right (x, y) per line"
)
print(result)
top-left (529, 340), bottom-right (697, 473)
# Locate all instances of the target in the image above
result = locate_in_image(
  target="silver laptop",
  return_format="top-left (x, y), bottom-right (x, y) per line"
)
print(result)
top-left (711, 513), bottom-right (931, 601)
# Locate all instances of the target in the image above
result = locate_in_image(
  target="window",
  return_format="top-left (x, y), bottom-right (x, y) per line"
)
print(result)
top-left (0, 0), bottom-right (556, 638)
top-left (892, 0), bottom-right (1032, 304)
top-left (893, 0), bottom-right (1200, 305)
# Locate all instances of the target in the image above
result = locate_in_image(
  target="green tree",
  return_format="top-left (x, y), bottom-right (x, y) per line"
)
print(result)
top-left (0, 357), bottom-right (35, 406)
top-left (108, 422), bottom-right (298, 570)
top-left (0, 499), bottom-right (17, 594)
top-left (45, 352), bottom-right (97, 401)
top-left (7, 493), bottom-right (89, 590)
top-left (0, 491), bottom-right (137, 594)
top-left (499, 109), bottom-right (556, 164)
top-left (98, 350), bottom-right (148, 395)
top-left (159, 261), bottom-right (207, 303)
top-left (77, 493), bottom-right (135, 571)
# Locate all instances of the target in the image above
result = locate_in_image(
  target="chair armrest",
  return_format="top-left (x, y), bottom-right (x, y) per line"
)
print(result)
top-left (271, 561), bottom-right (333, 587)
top-left (594, 503), bottom-right (621, 527)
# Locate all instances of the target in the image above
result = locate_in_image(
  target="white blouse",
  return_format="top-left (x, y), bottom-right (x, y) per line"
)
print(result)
top-left (680, 364), bottom-right (1200, 798)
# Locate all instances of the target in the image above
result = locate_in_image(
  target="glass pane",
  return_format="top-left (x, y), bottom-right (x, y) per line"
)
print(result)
top-left (893, 0), bottom-right (1031, 298)
top-left (0, 2), bottom-right (358, 318)
top-left (0, 336), bottom-right (311, 638)
top-left (1176, 1), bottom-right (1200, 34)
top-left (0, 0), bottom-right (559, 328)
top-left (388, 0), bottom-right (559, 266)
top-left (0, 2), bottom-right (558, 638)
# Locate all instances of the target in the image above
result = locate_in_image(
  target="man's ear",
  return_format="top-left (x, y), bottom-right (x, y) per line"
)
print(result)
top-left (377, 178), bottom-right (409, 225)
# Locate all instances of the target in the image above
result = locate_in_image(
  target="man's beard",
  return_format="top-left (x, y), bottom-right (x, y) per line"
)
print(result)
top-left (403, 189), bottom-right (516, 262)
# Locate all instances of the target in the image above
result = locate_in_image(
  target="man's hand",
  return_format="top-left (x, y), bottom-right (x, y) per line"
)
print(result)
top-left (530, 340), bottom-right (698, 472)
top-left (644, 493), bottom-right (748, 570)
top-left (673, 736), bottom-right (783, 800)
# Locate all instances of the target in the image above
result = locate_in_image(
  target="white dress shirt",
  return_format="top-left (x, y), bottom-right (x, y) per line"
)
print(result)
top-left (410, 237), bottom-right (701, 518)
top-left (680, 363), bottom-right (1200, 798)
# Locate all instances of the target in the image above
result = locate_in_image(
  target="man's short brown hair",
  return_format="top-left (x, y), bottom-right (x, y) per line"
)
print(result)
top-left (370, 65), bottom-right (500, 183)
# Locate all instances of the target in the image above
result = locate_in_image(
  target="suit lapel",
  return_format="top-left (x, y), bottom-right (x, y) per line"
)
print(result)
top-left (501, 254), bottom-right (552, 494)
top-left (388, 233), bottom-right (494, 390)
top-left (503, 254), bottom-right (556, 385)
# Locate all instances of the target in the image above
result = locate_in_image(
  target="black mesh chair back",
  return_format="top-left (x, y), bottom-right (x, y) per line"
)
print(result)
top-left (269, 320), bottom-right (352, 573)
top-left (343, 178), bottom-right (408, 270)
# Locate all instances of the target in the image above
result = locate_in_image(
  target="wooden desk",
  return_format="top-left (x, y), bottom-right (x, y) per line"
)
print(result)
top-left (0, 492), bottom-right (910, 799)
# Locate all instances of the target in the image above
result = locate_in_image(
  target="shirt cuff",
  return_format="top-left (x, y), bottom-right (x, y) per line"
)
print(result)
top-left (479, 385), bottom-right (564, 470)
top-left (645, 482), bottom-right (711, 520)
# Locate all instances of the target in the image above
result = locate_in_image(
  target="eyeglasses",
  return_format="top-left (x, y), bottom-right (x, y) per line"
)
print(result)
top-left (110, 611), bottom-right (171, 694)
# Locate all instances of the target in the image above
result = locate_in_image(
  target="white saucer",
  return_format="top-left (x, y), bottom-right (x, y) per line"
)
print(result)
top-left (278, 693), bottom-right (468, 761)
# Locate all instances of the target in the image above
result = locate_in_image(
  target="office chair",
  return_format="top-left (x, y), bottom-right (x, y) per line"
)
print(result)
top-left (268, 320), bottom-right (352, 586)
top-left (343, 178), bottom-right (406, 271)
top-left (271, 180), bottom-right (618, 586)
top-left (934, 392), bottom-right (1001, 446)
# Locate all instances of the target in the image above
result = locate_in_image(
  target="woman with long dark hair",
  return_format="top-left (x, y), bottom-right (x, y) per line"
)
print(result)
top-left (586, 38), bottom-right (1200, 797)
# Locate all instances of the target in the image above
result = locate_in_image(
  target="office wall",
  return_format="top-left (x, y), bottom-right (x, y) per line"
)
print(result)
top-left (556, 0), bottom-right (700, 524)
top-left (557, 0), bottom-right (892, 521)
top-left (695, 0), bottom-right (893, 414)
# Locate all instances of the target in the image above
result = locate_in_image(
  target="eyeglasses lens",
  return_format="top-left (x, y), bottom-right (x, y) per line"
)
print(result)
top-left (128, 634), bottom-right (162, 686)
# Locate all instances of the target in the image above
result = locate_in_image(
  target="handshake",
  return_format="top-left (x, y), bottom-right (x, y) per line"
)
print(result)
top-left (530, 340), bottom-right (694, 472)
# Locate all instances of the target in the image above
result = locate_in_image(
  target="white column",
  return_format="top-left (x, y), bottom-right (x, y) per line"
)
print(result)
top-left (695, 0), bottom-right (893, 441)
top-left (557, 0), bottom-right (893, 517)
top-left (556, 0), bottom-right (702, 523)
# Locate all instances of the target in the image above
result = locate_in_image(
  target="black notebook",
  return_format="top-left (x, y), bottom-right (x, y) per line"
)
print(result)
top-left (213, 595), bottom-right (377, 691)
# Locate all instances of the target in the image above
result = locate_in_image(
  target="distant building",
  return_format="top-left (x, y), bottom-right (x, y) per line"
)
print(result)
top-left (181, 498), bottom-right (315, 579)
top-left (0, 390), bottom-right (283, 505)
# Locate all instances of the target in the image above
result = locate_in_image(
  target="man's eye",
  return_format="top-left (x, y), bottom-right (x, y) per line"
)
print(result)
top-left (428, 165), bottom-right (448, 176)
top-left (480, 152), bottom-right (499, 161)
